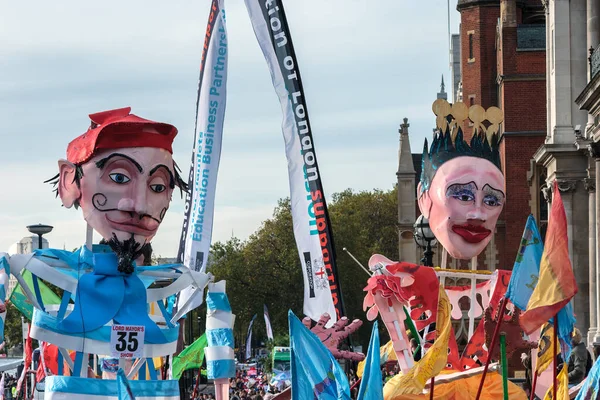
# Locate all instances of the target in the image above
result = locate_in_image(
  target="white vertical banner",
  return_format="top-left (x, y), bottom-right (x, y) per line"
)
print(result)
top-left (263, 304), bottom-right (274, 341)
top-left (245, 314), bottom-right (257, 361)
top-left (177, 0), bottom-right (228, 314)
top-left (244, 0), bottom-right (343, 325)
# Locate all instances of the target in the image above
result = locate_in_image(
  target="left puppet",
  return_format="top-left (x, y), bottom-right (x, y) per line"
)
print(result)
top-left (0, 107), bottom-right (212, 399)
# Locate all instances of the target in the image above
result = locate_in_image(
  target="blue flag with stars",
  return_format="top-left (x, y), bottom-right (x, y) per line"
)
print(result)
top-left (357, 321), bottom-right (383, 400)
top-left (289, 310), bottom-right (350, 400)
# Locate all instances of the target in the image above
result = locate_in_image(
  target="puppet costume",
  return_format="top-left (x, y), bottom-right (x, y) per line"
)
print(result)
top-left (0, 108), bottom-right (211, 399)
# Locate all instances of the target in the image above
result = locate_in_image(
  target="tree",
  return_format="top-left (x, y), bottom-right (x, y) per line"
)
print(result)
top-left (208, 186), bottom-right (400, 351)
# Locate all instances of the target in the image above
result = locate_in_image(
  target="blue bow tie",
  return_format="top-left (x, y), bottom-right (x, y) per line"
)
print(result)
top-left (58, 249), bottom-right (167, 344)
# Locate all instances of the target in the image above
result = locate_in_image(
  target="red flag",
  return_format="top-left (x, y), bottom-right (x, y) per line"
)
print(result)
top-left (520, 181), bottom-right (578, 333)
top-left (36, 342), bottom-right (59, 382)
top-left (24, 326), bottom-right (32, 372)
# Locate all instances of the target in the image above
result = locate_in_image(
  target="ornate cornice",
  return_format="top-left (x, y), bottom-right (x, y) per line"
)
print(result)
top-left (557, 179), bottom-right (578, 193)
top-left (589, 142), bottom-right (600, 159)
top-left (585, 178), bottom-right (596, 193)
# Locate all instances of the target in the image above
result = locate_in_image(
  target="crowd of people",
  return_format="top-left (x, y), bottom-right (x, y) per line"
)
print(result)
top-left (227, 369), bottom-right (285, 400)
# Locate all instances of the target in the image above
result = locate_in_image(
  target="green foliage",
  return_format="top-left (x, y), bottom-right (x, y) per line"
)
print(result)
top-left (208, 187), bottom-right (399, 351)
top-left (4, 305), bottom-right (23, 351)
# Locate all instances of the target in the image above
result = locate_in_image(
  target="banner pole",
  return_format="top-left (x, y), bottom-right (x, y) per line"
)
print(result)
top-left (500, 333), bottom-right (509, 400)
top-left (475, 296), bottom-right (508, 400)
top-left (553, 313), bottom-right (558, 400)
top-left (529, 371), bottom-right (538, 400)
top-left (429, 377), bottom-right (435, 400)
top-left (529, 346), bottom-right (538, 400)
top-left (192, 367), bottom-right (202, 399)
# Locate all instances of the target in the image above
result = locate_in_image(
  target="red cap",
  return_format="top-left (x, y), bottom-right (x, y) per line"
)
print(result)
top-left (66, 107), bottom-right (178, 164)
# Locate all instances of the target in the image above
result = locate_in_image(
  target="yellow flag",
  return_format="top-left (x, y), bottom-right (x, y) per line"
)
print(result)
top-left (543, 365), bottom-right (569, 400)
top-left (536, 323), bottom-right (560, 374)
top-left (383, 287), bottom-right (451, 398)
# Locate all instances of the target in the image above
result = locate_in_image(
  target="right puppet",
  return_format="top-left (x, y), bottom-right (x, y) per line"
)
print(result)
top-left (364, 99), bottom-right (529, 399)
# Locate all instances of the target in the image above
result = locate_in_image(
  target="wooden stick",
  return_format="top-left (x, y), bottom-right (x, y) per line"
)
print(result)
top-left (468, 256), bottom-right (477, 340)
top-left (192, 368), bottom-right (202, 399)
top-left (529, 371), bottom-right (538, 400)
top-left (475, 296), bottom-right (508, 400)
top-left (529, 346), bottom-right (538, 400)
top-left (440, 248), bottom-right (448, 288)
top-left (500, 333), bottom-right (509, 400)
top-left (429, 377), bottom-right (435, 400)
top-left (553, 314), bottom-right (558, 400)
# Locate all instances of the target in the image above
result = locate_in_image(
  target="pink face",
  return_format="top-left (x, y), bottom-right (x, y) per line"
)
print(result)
top-left (418, 157), bottom-right (505, 260)
top-left (59, 147), bottom-right (175, 245)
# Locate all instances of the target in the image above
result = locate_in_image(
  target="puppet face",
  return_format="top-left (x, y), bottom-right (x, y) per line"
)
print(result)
top-left (418, 157), bottom-right (505, 260)
top-left (59, 147), bottom-right (175, 245)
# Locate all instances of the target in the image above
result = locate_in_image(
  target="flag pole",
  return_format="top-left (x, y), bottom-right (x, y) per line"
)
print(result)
top-left (429, 377), bottom-right (435, 400)
top-left (475, 296), bottom-right (508, 400)
top-left (529, 372), bottom-right (538, 400)
top-left (553, 314), bottom-right (558, 400)
top-left (192, 367), bottom-right (202, 399)
top-left (529, 351), bottom-right (537, 400)
top-left (500, 333), bottom-right (509, 400)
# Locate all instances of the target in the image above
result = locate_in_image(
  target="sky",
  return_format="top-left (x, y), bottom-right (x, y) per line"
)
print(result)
top-left (0, 0), bottom-right (460, 258)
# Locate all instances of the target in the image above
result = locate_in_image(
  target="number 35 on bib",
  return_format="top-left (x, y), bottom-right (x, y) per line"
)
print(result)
top-left (110, 325), bottom-right (145, 358)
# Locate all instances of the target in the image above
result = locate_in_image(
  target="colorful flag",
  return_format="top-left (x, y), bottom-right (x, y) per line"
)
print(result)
top-left (536, 323), bottom-right (560, 375)
top-left (543, 365), bottom-right (568, 400)
top-left (264, 304), bottom-right (274, 341)
top-left (521, 181), bottom-right (577, 339)
top-left (505, 214), bottom-right (575, 358)
top-left (288, 310), bottom-right (350, 400)
top-left (575, 351), bottom-right (600, 399)
top-left (117, 368), bottom-right (136, 400)
top-left (383, 287), bottom-right (451, 396)
top-left (246, 314), bottom-right (257, 361)
top-left (9, 270), bottom-right (61, 321)
top-left (506, 214), bottom-right (543, 311)
top-left (357, 321), bottom-right (383, 400)
top-left (172, 333), bottom-right (208, 380)
top-left (244, 0), bottom-right (344, 325)
top-left (177, 0), bottom-right (228, 314)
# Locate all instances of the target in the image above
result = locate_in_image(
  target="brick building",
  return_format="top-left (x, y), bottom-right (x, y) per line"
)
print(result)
top-left (398, 0), bottom-right (547, 272)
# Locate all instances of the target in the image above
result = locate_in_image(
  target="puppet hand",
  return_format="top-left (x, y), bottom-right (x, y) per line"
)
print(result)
top-left (302, 313), bottom-right (365, 361)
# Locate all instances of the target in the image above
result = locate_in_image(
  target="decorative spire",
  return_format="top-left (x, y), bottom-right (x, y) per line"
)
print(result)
top-left (397, 118), bottom-right (416, 175)
top-left (437, 75), bottom-right (447, 100)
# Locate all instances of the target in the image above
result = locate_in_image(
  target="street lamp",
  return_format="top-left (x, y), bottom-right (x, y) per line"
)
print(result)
top-left (413, 215), bottom-right (437, 267)
top-left (27, 224), bottom-right (53, 250)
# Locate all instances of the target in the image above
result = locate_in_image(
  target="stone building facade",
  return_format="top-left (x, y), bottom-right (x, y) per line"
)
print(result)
top-left (544, 0), bottom-right (600, 344)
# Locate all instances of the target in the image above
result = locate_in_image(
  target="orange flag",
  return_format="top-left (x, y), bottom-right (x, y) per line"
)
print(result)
top-left (520, 181), bottom-right (577, 334)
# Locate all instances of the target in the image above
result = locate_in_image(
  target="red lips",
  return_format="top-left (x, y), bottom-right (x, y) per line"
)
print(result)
top-left (451, 224), bottom-right (491, 244)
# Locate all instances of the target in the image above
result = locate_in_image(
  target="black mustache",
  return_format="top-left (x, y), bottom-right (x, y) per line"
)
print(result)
top-left (92, 193), bottom-right (166, 223)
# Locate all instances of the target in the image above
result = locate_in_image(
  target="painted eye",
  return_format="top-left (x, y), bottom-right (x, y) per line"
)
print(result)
top-left (150, 184), bottom-right (166, 193)
top-left (452, 191), bottom-right (475, 202)
top-left (484, 195), bottom-right (502, 207)
top-left (109, 173), bottom-right (130, 184)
